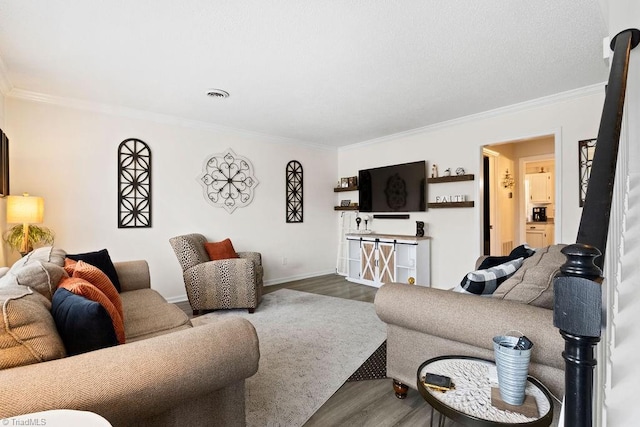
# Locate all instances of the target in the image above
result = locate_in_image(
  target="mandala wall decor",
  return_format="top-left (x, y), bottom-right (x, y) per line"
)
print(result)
top-left (199, 149), bottom-right (259, 213)
top-left (118, 138), bottom-right (151, 228)
top-left (286, 160), bottom-right (303, 223)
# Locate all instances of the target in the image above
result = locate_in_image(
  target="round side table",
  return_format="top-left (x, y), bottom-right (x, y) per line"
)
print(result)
top-left (417, 355), bottom-right (553, 427)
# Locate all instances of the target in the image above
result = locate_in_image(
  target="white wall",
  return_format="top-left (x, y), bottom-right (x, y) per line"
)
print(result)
top-left (2, 87), bottom-right (608, 297)
top-left (4, 97), bottom-right (338, 300)
top-left (338, 90), bottom-right (604, 288)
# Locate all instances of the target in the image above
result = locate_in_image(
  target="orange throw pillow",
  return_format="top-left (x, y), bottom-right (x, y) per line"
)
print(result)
top-left (204, 238), bottom-right (239, 261)
top-left (69, 260), bottom-right (124, 322)
top-left (58, 277), bottom-right (125, 344)
top-left (64, 257), bottom-right (77, 276)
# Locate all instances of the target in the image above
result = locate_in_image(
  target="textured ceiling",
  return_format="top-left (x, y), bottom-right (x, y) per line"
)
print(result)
top-left (0, 1), bottom-right (608, 147)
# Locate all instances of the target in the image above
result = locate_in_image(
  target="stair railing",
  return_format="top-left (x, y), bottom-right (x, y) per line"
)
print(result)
top-left (553, 28), bottom-right (639, 427)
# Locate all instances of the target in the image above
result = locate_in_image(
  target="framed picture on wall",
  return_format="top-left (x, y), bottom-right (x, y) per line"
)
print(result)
top-left (0, 129), bottom-right (9, 197)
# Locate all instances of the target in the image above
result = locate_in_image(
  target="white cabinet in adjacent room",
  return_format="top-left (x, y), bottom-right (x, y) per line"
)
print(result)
top-left (525, 228), bottom-right (545, 248)
top-left (345, 234), bottom-right (431, 287)
top-left (525, 223), bottom-right (554, 248)
top-left (527, 173), bottom-right (553, 204)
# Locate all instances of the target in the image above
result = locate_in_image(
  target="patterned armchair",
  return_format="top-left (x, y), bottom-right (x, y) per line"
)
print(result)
top-left (169, 233), bottom-right (263, 315)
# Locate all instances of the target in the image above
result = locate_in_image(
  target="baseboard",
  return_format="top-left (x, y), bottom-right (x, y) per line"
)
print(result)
top-left (166, 294), bottom-right (189, 304)
top-left (164, 269), bottom-right (337, 304)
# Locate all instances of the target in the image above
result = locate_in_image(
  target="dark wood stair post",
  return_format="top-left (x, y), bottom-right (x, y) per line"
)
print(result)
top-left (553, 27), bottom-right (639, 427)
top-left (553, 244), bottom-right (602, 427)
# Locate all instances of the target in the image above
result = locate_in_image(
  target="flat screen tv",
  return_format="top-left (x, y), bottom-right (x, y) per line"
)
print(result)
top-left (358, 161), bottom-right (426, 212)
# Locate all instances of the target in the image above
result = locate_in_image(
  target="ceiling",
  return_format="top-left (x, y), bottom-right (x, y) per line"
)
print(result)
top-left (0, 1), bottom-right (609, 148)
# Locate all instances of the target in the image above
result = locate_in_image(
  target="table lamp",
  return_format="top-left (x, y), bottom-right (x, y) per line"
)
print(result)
top-left (6, 193), bottom-right (45, 255)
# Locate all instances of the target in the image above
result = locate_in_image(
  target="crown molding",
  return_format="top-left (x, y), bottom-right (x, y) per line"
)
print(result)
top-left (0, 55), bottom-right (13, 94)
top-left (4, 81), bottom-right (606, 152)
top-left (339, 82), bottom-right (606, 152)
top-left (6, 88), bottom-right (335, 152)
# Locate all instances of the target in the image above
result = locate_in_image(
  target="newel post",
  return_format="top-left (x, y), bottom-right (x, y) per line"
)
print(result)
top-left (553, 244), bottom-right (603, 427)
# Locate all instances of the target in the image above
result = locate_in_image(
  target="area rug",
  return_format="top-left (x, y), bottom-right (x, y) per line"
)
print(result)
top-left (191, 289), bottom-right (386, 427)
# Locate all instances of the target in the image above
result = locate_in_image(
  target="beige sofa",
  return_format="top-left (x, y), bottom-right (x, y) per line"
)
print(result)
top-left (375, 245), bottom-right (566, 400)
top-left (0, 249), bottom-right (260, 426)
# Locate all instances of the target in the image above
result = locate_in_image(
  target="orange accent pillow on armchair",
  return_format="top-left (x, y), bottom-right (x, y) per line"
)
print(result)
top-left (204, 238), bottom-right (239, 261)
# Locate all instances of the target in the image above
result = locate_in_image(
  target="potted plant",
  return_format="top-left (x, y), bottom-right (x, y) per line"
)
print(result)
top-left (4, 224), bottom-right (55, 256)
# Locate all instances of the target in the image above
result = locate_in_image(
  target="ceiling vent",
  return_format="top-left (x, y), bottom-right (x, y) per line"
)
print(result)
top-left (206, 89), bottom-right (230, 99)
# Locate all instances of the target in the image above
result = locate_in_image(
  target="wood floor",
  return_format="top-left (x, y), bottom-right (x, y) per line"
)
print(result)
top-left (176, 274), bottom-right (457, 426)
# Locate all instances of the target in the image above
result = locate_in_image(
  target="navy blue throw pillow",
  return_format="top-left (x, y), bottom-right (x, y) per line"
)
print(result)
top-left (51, 288), bottom-right (118, 356)
top-left (478, 244), bottom-right (535, 270)
top-left (478, 256), bottom-right (512, 270)
top-left (67, 249), bottom-right (121, 292)
top-left (509, 244), bottom-right (536, 260)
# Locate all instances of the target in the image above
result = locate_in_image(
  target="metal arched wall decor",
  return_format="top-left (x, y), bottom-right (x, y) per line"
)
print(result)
top-left (286, 160), bottom-right (303, 223)
top-left (118, 138), bottom-right (152, 228)
top-left (579, 138), bottom-right (597, 207)
top-left (199, 148), bottom-right (259, 213)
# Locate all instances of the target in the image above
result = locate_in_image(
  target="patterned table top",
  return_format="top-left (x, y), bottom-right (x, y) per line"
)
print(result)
top-left (418, 357), bottom-right (552, 425)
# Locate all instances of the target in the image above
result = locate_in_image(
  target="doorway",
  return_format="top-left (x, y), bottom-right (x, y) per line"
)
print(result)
top-left (482, 148), bottom-right (499, 255)
top-left (483, 156), bottom-right (490, 255)
top-left (481, 135), bottom-right (557, 255)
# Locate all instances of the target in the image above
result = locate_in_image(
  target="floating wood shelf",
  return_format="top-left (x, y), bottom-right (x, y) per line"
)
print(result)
top-left (428, 201), bottom-right (475, 209)
top-left (334, 185), bottom-right (358, 211)
top-left (334, 186), bottom-right (358, 192)
top-left (428, 174), bottom-right (475, 183)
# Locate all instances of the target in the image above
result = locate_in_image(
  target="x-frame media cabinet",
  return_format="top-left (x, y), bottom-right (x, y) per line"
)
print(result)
top-left (345, 233), bottom-right (431, 288)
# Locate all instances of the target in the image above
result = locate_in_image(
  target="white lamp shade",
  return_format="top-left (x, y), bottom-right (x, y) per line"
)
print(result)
top-left (7, 193), bottom-right (44, 224)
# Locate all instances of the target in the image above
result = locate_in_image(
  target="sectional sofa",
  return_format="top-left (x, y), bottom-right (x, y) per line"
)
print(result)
top-left (0, 247), bottom-right (259, 426)
top-left (375, 244), bottom-right (567, 400)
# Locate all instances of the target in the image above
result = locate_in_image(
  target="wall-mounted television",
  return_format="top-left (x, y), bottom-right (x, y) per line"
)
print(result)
top-left (358, 161), bottom-right (426, 212)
